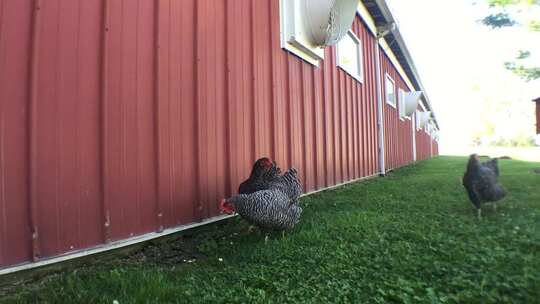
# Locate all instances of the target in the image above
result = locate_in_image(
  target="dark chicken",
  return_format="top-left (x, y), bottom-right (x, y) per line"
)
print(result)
top-left (481, 158), bottom-right (500, 177)
top-left (462, 154), bottom-right (506, 218)
top-left (238, 157), bottom-right (281, 195)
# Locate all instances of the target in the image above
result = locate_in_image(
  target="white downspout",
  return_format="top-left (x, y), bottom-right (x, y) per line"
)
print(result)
top-left (374, 38), bottom-right (385, 176)
top-left (412, 112), bottom-right (417, 161)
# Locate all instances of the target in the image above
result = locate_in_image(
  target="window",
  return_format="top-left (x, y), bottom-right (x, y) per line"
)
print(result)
top-left (398, 88), bottom-right (406, 120)
top-left (415, 110), bottom-right (421, 130)
top-left (279, 0), bottom-right (324, 65)
top-left (385, 74), bottom-right (396, 108)
top-left (337, 31), bottom-right (364, 82)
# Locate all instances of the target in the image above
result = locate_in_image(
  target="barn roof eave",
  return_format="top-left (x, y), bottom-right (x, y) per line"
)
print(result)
top-left (362, 0), bottom-right (440, 130)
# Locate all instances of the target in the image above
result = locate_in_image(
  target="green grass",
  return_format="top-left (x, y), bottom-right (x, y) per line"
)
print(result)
top-left (3, 156), bottom-right (540, 303)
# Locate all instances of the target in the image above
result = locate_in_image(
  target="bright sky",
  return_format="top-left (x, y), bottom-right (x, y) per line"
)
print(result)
top-left (387, 0), bottom-right (540, 154)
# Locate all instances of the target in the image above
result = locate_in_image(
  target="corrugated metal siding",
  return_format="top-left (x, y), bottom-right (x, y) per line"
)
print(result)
top-left (415, 128), bottom-right (432, 161)
top-left (0, 0), bottom-right (34, 267)
top-left (379, 49), bottom-right (414, 171)
top-left (0, 0), bottom-right (392, 270)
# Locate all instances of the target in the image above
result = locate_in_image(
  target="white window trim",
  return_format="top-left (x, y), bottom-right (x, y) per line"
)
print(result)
top-left (398, 88), bottom-right (406, 121)
top-left (404, 90), bottom-right (412, 120)
top-left (336, 30), bottom-right (364, 83)
top-left (385, 74), bottom-right (396, 108)
top-left (279, 0), bottom-right (324, 66)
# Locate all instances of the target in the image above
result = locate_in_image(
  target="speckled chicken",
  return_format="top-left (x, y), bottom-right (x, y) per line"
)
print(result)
top-left (238, 157), bottom-right (281, 195)
top-left (220, 190), bottom-right (302, 232)
top-left (462, 154), bottom-right (506, 218)
top-left (221, 167), bottom-right (303, 240)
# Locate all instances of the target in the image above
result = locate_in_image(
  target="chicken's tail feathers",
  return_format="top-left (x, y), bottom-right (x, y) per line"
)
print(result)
top-left (288, 167), bottom-right (298, 176)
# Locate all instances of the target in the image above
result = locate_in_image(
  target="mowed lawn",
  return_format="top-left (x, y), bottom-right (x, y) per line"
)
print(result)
top-left (3, 156), bottom-right (540, 303)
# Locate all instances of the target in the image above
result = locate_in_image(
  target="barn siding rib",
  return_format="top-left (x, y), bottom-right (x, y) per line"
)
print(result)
top-left (0, 0), bottom-right (436, 270)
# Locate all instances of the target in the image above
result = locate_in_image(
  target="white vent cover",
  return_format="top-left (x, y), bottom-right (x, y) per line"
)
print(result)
top-left (418, 111), bottom-right (431, 129)
top-left (404, 91), bottom-right (423, 117)
top-left (301, 0), bottom-right (359, 47)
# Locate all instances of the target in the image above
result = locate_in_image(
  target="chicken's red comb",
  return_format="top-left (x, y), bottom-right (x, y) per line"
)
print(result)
top-left (262, 158), bottom-right (273, 168)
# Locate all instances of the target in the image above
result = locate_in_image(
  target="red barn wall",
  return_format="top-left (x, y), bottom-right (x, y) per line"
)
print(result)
top-left (0, 0), bottom-right (432, 270)
top-left (536, 101), bottom-right (540, 134)
top-left (415, 128), bottom-right (432, 161)
top-left (379, 50), bottom-right (414, 171)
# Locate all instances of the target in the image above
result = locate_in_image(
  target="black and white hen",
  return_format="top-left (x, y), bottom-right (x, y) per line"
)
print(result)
top-left (462, 154), bottom-right (506, 218)
top-left (221, 167), bottom-right (303, 241)
top-left (220, 190), bottom-right (302, 231)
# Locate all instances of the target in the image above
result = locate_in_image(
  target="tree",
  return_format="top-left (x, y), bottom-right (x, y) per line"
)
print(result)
top-left (479, 0), bottom-right (540, 81)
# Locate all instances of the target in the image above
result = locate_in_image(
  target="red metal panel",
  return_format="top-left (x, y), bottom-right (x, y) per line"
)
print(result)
top-left (379, 48), bottom-right (415, 171)
top-left (158, 0), bottom-right (199, 227)
top-left (269, 0), bottom-right (289, 171)
top-left (346, 69), bottom-right (355, 179)
top-left (415, 126), bottom-right (431, 161)
top-left (288, 56), bottom-right (304, 189)
top-left (535, 103), bottom-right (539, 134)
top-left (103, 0), bottom-right (158, 240)
top-left (331, 49), bottom-right (342, 183)
top-left (363, 23), bottom-right (375, 176)
top-left (339, 67), bottom-right (348, 181)
top-left (196, 0), bottom-right (230, 220)
top-left (313, 61), bottom-right (326, 189)
top-left (0, 0), bottom-right (33, 267)
top-left (322, 48), bottom-right (335, 186)
top-left (30, 0), bottom-right (105, 257)
top-left (252, 1), bottom-right (272, 159)
top-left (302, 64), bottom-right (316, 192)
top-left (370, 34), bottom-right (379, 176)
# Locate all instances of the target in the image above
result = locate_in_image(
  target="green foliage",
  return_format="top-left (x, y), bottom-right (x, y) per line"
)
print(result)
top-left (488, 0), bottom-right (540, 6)
top-left (480, 0), bottom-right (540, 80)
top-left (504, 62), bottom-right (540, 81)
top-left (3, 157), bottom-right (540, 303)
top-left (488, 133), bottom-right (536, 147)
top-left (528, 20), bottom-right (540, 31)
top-left (481, 13), bottom-right (516, 28)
